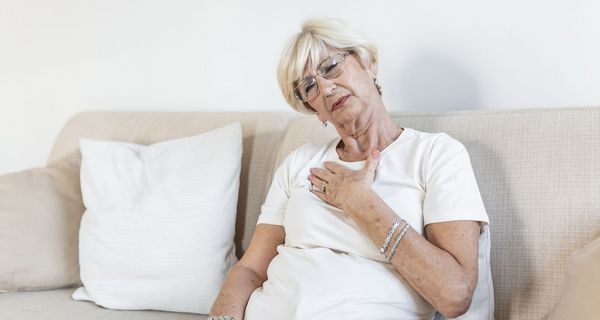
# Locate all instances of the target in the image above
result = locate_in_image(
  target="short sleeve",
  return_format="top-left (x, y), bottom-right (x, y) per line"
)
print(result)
top-left (256, 155), bottom-right (293, 226)
top-left (422, 135), bottom-right (489, 226)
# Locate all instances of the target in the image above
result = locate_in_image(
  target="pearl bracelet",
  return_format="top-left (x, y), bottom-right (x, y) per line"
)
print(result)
top-left (207, 316), bottom-right (237, 320)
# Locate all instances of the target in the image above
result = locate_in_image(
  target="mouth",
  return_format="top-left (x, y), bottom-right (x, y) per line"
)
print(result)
top-left (331, 95), bottom-right (350, 112)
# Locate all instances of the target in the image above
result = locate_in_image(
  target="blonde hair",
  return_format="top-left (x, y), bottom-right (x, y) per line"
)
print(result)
top-left (277, 18), bottom-right (378, 114)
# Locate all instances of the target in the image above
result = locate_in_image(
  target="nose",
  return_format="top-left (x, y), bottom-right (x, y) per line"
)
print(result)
top-left (315, 75), bottom-right (337, 97)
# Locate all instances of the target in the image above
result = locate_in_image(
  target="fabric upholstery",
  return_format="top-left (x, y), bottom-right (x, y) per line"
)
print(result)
top-left (0, 152), bottom-right (84, 292)
top-left (0, 289), bottom-right (207, 320)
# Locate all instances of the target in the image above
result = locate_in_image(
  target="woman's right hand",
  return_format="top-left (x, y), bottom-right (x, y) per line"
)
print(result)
top-left (309, 149), bottom-right (381, 211)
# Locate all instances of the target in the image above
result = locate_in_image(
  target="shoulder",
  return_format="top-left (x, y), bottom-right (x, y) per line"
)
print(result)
top-left (295, 142), bottom-right (328, 157)
top-left (407, 129), bottom-right (467, 158)
top-left (400, 130), bottom-right (470, 183)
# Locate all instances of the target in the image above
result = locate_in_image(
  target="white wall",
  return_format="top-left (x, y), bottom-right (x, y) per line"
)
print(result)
top-left (1, 0), bottom-right (599, 174)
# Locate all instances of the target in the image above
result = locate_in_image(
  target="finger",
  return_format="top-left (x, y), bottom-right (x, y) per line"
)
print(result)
top-left (363, 149), bottom-right (381, 174)
top-left (308, 174), bottom-right (326, 189)
top-left (310, 167), bottom-right (333, 181)
top-left (323, 161), bottom-right (346, 173)
top-left (310, 188), bottom-right (327, 202)
top-left (311, 189), bottom-right (342, 210)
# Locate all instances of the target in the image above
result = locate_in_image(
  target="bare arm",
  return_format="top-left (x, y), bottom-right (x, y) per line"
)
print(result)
top-left (343, 189), bottom-right (480, 318)
top-left (209, 223), bottom-right (285, 319)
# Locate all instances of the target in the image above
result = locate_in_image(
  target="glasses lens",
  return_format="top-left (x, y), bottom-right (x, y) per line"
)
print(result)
top-left (296, 76), bottom-right (318, 102)
top-left (319, 53), bottom-right (347, 78)
top-left (293, 52), bottom-right (349, 102)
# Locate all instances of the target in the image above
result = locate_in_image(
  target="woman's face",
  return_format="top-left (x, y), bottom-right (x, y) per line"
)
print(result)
top-left (302, 49), bottom-right (380, 132)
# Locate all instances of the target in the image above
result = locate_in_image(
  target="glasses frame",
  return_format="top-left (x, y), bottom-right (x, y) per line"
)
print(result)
top-left (293, 51), bottom-right (352, 103)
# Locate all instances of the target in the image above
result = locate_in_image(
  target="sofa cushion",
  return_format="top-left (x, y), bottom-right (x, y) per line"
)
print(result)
top-left (0, 289), bottom-right (207, 320)
top-left (0, 152), bottom-right (84, 292)
top-left (73, 123), bottom-right (242, 314)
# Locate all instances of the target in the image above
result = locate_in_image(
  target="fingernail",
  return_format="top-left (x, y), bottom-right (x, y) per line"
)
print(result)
top-left (373, 149), bottom-right (380, 159)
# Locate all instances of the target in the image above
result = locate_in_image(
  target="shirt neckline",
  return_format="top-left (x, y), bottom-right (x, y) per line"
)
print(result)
top-left (327, 127), bottom-right (412, 164)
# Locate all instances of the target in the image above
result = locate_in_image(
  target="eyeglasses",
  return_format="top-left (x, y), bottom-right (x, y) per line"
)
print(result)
top-left (293, 51), bottom-right (351, 102)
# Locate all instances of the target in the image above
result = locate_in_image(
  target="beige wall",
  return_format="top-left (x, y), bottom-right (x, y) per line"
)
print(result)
top-left (1, 0), bottom-right (599, 174)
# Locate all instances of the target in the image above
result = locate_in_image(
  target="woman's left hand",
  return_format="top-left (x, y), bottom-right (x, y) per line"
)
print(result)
top-left (309, 150), bottom-right (381, 210)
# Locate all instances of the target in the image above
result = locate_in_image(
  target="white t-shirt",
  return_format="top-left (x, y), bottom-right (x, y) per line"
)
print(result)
top-left (245, 127), bottom-right (491, 320)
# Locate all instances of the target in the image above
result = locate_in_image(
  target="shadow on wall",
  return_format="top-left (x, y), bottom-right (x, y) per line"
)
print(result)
top-left (393, 52), bottom-right (482, 112)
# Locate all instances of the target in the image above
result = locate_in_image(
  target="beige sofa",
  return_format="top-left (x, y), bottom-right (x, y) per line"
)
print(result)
top-left (1, 107), bottom-right (599, 319)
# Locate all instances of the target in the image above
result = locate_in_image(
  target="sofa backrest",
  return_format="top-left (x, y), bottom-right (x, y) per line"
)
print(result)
top-left (275, 106), bottom-right (600, 319)
top-left (49, 107), bottom-right (600, 319)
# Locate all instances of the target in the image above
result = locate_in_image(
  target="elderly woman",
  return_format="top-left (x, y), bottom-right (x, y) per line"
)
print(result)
top-left (209, 19), bottom-right (493, 320)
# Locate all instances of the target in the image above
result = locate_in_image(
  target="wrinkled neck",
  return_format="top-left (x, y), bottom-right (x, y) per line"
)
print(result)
top-left (337, 116), bottom-right (403, 162)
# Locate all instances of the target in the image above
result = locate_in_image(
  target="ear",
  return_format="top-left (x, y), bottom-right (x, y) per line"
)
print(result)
top-left (368, 62), bottom-right (378, 79)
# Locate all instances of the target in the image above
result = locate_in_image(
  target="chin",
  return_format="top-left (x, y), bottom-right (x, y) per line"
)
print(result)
top-left (333, 104), bottom-right (361, 122)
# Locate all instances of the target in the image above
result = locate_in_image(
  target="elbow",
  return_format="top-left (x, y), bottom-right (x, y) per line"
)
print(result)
top-left (436, 283), bottom-right (474, 318)
top-left (440, 303), bottom-right (471, 319)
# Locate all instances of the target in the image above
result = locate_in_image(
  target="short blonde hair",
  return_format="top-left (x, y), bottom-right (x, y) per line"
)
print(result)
top-left (277, 18), bottom-right (378, 114)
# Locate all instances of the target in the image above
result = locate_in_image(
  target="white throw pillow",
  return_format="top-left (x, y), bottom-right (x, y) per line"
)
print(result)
top-left (72, 122), bottom-right (241, 314)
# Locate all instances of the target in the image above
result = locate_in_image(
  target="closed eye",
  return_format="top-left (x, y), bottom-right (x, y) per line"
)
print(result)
top-left (324, 63), bottom-right (338, 75)
top-left (305, 83), bottom-right (316, 93)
